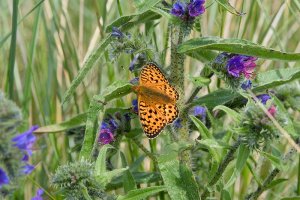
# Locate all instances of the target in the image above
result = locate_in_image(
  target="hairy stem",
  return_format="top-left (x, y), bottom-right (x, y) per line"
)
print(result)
top-left (132, 138), bottom-right (159, 171)
top-left (201, 138), bottom-right (242, 199)
top-left (169, 24), bottom-right (190, 164)
top-left (245, 139), bottom-right (299, 200)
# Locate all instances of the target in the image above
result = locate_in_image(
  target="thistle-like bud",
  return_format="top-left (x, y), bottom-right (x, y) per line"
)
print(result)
top-left (0, 91), bottom-right (22, 135)
top-left (237, 100), bottom-right (279, 150)
top-left (51, 160), bottom-right (107, 199)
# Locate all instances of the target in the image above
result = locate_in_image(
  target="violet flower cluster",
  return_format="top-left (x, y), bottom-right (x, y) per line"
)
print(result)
top-left (11, 125), bottom-right (39, 175)
top-left (171, 0), bottom-right (205, 21)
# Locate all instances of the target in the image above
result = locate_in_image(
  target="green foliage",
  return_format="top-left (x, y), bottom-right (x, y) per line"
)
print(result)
top-left (2, 0), bottom-right (300, 199)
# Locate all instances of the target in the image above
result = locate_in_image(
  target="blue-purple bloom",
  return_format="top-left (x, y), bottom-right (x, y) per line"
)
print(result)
top-left (0, 168), bottom-right (9, 188)
top-left (171, 2), bottom-right (186, 17)
top-left (32, 188), bottom-right (44, 200)
top-left (241, 80), bottom-right (252, 90)
top-left (256, 94), bottom-right (271, 105)
top-left (227, 55), bottom-right (257, 79)
top-left (188, 0), bottom-right (205, 17)
top-left (99, 128), bottom-right (115, 144)
top-left (12, 125), bottom-right (38, 158)
top-left (22, 164), bottom-right (35, 175)
top-left (130, 77), bottom-right (139, 85)
top-left (129, 54), bottom-right (140, 72)
top-left (111, 27), bottom-right (124, 38)
top-left (170, 0), bottom-right (205, 20)
top-left (132, 99), bottom-right (138, 113)
top-left (193, 106), bottom-right (206, 122)
top-left (174, 118), bottom-right (182, 128)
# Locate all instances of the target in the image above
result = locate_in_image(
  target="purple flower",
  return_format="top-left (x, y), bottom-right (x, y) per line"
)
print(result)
top-left (130, 77), bottom-right (139, 85)
top-left (108, 117), bottom-right (118, 132)
top-left (241, 80), bottom-right (252, 90)
top-left (188, 0), bottom-right (205, 17)
top-left (174, 118), bottom-right (182, 128)
top-left (227, 55), bottom-right (257, 79)
top-left (111, 27), bottom-right (124, 38)
top-left (124, 113), bottom-right (131, 122)
top-left (12, 125), bottom-right (39, 156)
top-left (193, 106), bottom-right (206, 122)
top-left (99, 129), bottom-right (114, 144)
top-left (129, 54), bottom-right (140, 72)
top-left (32, 188), bottom-right (44, 200)
top-left (170, 2), bottom-right (186, 17)
top-left (132, 99), bottom-right (138, 113)
top-left (268, 105), bottom-right (277, 116)
top-left (0, 168), bottom-right (10, 188)
top-left (22, 164), bottom-right (35, 175)
top-left (256, 94), bottom-right (271, 105)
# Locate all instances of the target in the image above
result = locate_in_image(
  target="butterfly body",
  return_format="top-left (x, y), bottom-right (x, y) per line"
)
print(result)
top-left (132, 63), bottom-right (179, 138)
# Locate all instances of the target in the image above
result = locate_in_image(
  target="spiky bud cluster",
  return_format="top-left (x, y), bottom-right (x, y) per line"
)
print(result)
top-left (51, 160), bottom-right (108, 199)
top-left (109, 27), bottom-right (156, 70)
top-left (237, 101), bottom-right (279, 150)
top-left (0, 91), bottom-right (22, 135)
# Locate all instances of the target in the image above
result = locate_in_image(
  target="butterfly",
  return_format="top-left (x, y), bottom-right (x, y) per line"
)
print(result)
top-left (132, 62), bottom-right (179, 138)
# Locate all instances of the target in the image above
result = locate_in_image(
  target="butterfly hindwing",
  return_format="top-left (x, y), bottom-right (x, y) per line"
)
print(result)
top-left (138, 99), bottom-right (167, 138)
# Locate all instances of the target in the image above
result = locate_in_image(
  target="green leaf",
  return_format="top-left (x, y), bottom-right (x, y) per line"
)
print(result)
top-left (95, 144), bottom-right (114, 176)
top-left (281, 196), bottom-right (300, 200)
top-left (254, 68), bottom-right (300, 92)
top-left (225, 145), bottom-right (250, 188)
top-left (107, 172), bottom-right (161, 190)
top-left (259, 150), bottom-right (283, 170)
top-left (246, 162), bottom-right (262, 186)
top-left (198, 139), bottom-right (225, 149)
top-left (117, 186), bottom-right (167, 200)
top-left (221, 189), bottom-right (232, 200)
top-left (106, 10), bottom-right (160, 33)
top-left (178, 37), bottom-right (300, 61)
top-left (236, 145), bottom-right (250, 171)
top-left (185, 50), bottom-right (218, 62)
top-left (62, 36), bottom-right (113, 104)
top-left (133, 0), bottom-right (161, 13)
top-left (189, 76), bottom-right (211, 87)
top-left (96, 168), bottom-right (128, 188)
top-left (95, 145), bottom-right (128, 187)
top-left (191, 89), bottom-right (239, 109)
top-left (79, 96), bottom-right (105, 159)
top-left (158, 153), bottom-right (200, 200)
top-left (101, 81), bottom-right (132, 102)
top-left (190, 115), bottom-right (212, 139)
top-left (190, 68), bottom-right (300, 109)
top-left (265, 178), bottom-right (288, 190)
top-left (216, 0), bottom-right (245, 16)
top-left (120, 152), bottom-right (137, 193)
top-left (34, 113), bottom-right (87, 134)
top-left (213, 105), bottom-right (242, 122)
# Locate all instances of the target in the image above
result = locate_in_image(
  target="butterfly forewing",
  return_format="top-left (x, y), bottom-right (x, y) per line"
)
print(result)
top-left (136, 63), bottom-right (179, 139)
top-left (140, 63), bottom-right (178, 99)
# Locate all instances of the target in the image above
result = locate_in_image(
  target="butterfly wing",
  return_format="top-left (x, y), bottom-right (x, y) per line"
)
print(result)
top-left (136, 63), bottom-right (179, 138)
top-left (138, 98), bottom-right (167, 138)
top-left (139, 63), bottom-right (179, 101)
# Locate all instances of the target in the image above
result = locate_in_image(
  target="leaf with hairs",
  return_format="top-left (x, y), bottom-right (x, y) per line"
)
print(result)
top-left (178, 37), bottom-right (300, 61)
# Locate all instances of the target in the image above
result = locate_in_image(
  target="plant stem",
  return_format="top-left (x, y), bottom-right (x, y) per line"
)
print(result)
top-left (169, 24), bottom-right (190, 164)
top-left (132, 138), bottom-right (159, 171)
top-left (245, 139), bottom-right (299, 200)
top-left (201, 138), bottom-right (241, 199)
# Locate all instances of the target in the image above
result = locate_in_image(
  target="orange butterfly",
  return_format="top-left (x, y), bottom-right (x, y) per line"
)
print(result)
top-left (132, 63), bottom-right (179, 138)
